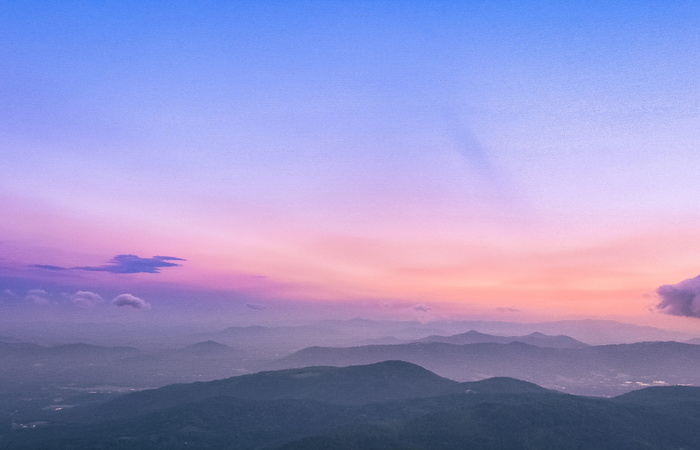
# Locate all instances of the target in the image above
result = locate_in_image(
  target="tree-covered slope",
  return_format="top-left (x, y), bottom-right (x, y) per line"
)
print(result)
top-left (6, 361), bottom-right (700, 449)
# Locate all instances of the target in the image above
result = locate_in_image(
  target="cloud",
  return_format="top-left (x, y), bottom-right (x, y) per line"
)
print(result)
top-left (78, 254), bottom-right (185, 274)
top-left (68, 291), bottom-right (103, 307)
top-left (246, 303), bottom-right (266, 310)
top-left (497, 306), bottom-right (520, 312)
top-left (2, 289), bottom-right (18, 298)
top-left (443, 111), bottom-right (501, 184)
top-left (112, 293), bottom-right (151, 309)
top-left (412, 304), bottom-right (431, 313)
top-left (25, 289), bottom-right (50, 305)
top-left (656, 275), bottom-right (700, 318)
top-left (30, 264), bottom-right (68, 271)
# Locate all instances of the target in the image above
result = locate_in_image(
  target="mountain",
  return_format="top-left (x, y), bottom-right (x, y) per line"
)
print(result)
top-left (613, 385), bottom-right (700, 406)
top-left (519, 319), bottom-right (693, 345)
top-left (0, 335), bottom-right (24, 343)
top-left (279, 388), bottom-right (700, 450)
top-left (460, 376), bottom-right (553, 394)
top-left (80, 360), bottom-right (465, 422)
top-left (274, 340), bottom-right (700, 396)
top-left (353, 336), bottom-right (408, 345)
top-left (418, 330), bottom-right (589, 348)
top-left (0, 339), bottom-right (250, 388)
top-left (208, 320), bottom-right (450, 357)
top-left (190, 318), bottom-right (694, 360)
top-left (0, 341), bottom-right (46, 355)
top-left (421, 318), bottom-right (693, 345)
top-left (0, 339), bottom-right (251, 419)
top-left (8, 361), bottom-right (700, 449)
top-left (47, 343), bottom-right (140, 356)
top-left (177, 340), bottom-right (241, 355)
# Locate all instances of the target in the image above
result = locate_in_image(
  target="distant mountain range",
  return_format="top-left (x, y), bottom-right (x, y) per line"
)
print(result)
top-left (273, 340), bottom-right (700, 396)
top-left (8, 361), bottom-right (700, 449)
top-left (0, 339), bottom-right (246, 390)
top-left (200, 318), bottom-right (696, 356)
top-left (3, 329), bottom-right (700, 400)
top-left (417, 330), bottom-right (589, 348)
top-left (4, 317), bottom-right (694, 352)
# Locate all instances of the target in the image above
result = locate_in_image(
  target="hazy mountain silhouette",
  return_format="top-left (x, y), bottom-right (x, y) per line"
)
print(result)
top-left (172, 340), bottom-right (243, 357)
top-left (0, 335), bottom-right (25, 344)
top-left (0, 340), bottom-right (248, 396)
top-left (8, 361), bottom-right (700, 449)
top-left (203, 318), bottom-right (692, 355)
top-left (80, 360), bottom-right (466, 422)
top-left (274, 340), bottom-right (700, 396)
top-left (418, 330), bottom-right (589, 348)
top-left (182, 339), bottom-right (233, 351)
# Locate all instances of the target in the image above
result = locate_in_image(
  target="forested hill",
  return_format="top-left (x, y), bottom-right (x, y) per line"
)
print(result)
top-left (6, 360), bottom-right (700, 449)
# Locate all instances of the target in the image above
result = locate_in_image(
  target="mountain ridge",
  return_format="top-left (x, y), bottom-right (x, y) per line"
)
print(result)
top-left (10, 361), bottom-right (700, 449)
top-left (418, 330), bottom-right (589, 348)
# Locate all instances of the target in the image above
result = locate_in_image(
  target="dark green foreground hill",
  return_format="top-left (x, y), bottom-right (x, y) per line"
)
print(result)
top-left (4, 360), bottom-right (700, 449)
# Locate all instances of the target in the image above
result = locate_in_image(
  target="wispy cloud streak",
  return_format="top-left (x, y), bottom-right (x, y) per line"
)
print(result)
top-left (31, 254), bottom-right (185, 274)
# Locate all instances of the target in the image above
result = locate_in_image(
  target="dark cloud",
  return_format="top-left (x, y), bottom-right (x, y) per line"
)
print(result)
top-left (31, 255), bottom-right (185, 274)
top-left (74, 254), bottom-right (186, 274)
top-left (656, 275), bottom-right (700, 318)
top-left (30, 264), bottom-right (68, 271)
top-left (412, 304), bottom-right (431, 313)
top-left (112, 293), bottom-right (150, 309)
top-left (246, 303), bottom-right (266, 310)
top-left (497, 306), bottom-right (520, 312)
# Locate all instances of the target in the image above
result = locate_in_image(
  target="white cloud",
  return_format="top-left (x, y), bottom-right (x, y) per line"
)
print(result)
top-left (2, 289), bottom-right (18, 298)
top-left (68, 291), bottom-right (103, 307)
top-left (112, 294), bottom-right (151, 310)
top-left (25, 289), bottom-right (50, 305)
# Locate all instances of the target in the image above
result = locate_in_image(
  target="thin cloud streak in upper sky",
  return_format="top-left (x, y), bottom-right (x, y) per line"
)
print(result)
top-left (443, 110), bottom-right (500, 182)
top-left (30, 264), bottom-right (68, 271)
top-left (441, 109), bottom-right (522, 209)
top-left (31, 254), bottom-right (185, 274)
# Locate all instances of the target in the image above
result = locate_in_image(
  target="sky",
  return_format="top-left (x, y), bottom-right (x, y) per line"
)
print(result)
top-left (2, 1), bottom-right (700, 330)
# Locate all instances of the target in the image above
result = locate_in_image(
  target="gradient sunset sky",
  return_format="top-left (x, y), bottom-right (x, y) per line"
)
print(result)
top-left (2, 1), bottom-right (700, 329)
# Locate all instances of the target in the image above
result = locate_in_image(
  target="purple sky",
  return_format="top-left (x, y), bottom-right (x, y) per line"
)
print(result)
top-left (2, 1), bottom-right (700, 331)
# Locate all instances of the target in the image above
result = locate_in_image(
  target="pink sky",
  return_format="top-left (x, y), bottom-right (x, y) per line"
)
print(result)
top-left (2, 2), bottom-right (700, 332)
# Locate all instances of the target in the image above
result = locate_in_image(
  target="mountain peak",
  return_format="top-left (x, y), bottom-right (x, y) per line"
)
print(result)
top-left (526, 332), bottom-right (546, 337)
top-left (463, 376), bottom-right (554, 394)
top-left (185, 340), bottom-right (231, 350)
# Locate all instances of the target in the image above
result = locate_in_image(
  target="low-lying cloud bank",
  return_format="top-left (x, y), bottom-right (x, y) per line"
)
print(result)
top-left (657, 275), bottom-right (700, 318)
